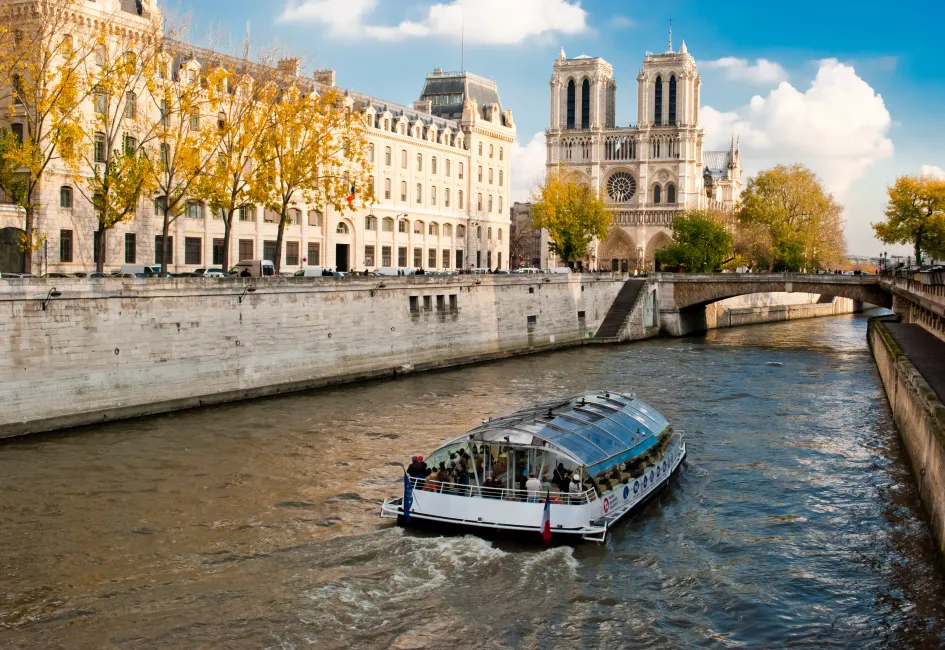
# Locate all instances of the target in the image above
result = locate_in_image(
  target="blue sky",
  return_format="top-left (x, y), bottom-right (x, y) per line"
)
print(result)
top-left (168, 0), bottom-right (945, 256)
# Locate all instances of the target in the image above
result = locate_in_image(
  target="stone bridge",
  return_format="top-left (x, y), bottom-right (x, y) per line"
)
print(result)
top-left (653, 273), bottom-right (893, 336)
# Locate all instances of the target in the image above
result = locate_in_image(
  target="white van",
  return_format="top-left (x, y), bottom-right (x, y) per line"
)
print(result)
top-left (119, 264), bottom-right (162, 275)
top-left (549, 267), bottom-right (573, 274)
top-left (375, 267), bottom-right (417, 276)
top-left (294, 267), bottom-right (334, 277)
top-left (512, 267), bottom-right (541, 274)
top-left (231, 259), bottom-right (275, 277)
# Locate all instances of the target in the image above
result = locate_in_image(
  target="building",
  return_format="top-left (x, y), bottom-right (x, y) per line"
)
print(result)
top-left (0, 0), bottom-right (514, 275)
top-left (546, 35), bottom-right (742, 271)
top-left (508, 202), bottom-right (555, 269)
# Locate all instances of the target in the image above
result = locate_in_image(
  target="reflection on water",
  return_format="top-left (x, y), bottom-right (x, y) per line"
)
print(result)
top-left (1, 314), bottom-right (944, 649)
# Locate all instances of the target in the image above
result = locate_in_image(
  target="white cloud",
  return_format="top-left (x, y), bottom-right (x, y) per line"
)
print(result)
top-left (611, 15), bottom-right (633, 29)
top-left (279, 0), bottom-right (589, 45)
top-left (701, 59), bottom-right (893, 197)
top-left (511, 132), bottom-right (547, 203)
top-left (701, 57), bottom-right (789, 84)
top-left (921, 165), bottom-right (945, 179)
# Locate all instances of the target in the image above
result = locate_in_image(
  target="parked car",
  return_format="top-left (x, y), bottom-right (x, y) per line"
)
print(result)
top-left (120, 264), bottom-right (163, 275)
top-left (72, 272), bottom-right (89, 278)
top-left (0, 272), bottom-right (33, 278)
top-left (230, 259), bottom-right (275, 277)
top-left (42, 272), bottom-right (71, 278)
top-left (195, 267), bottom-right (228, 278)
top-left (294, 267), bottom-right (335, 277)
top-left (173, 272), bottom-right (199, 277)
top-left (512, 268), bottom-right (541, 274)
top-left (89, 272), bottom-right (109, 278)
top-left (375, 266), bottom-right (417, 276)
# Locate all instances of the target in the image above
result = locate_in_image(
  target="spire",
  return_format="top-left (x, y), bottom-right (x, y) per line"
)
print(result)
top-left (559, 47), bottom-right (566, 60)
top-left (668, 16), bottom-right (673, 53)
top-left (730, 135), bottom-right (735, 153)
top-left (679, 40), bottom-right (688, 54)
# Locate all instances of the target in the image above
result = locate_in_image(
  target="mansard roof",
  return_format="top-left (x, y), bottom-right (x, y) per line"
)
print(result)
top-left (418, 69), bottom-right (504, 121)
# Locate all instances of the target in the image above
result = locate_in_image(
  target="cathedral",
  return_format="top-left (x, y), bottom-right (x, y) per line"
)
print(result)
top-left (546, 35), bottom-right (742, 271)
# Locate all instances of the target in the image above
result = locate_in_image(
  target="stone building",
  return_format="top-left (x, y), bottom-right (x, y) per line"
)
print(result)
top-left (546, 36), bottom-right (742, 271)
top-left (0, 0), bottom-right (514, 274)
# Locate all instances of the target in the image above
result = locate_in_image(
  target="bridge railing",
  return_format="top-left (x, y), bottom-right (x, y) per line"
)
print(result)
top-left (882, 275), bottom-right (945, 305)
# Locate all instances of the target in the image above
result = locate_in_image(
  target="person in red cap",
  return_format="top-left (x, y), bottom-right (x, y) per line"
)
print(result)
top-left (406, 456), bottom-right (426, 478)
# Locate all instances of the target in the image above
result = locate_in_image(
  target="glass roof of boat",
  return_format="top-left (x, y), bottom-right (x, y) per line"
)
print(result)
top-left (456, 391), bottom-right (670, 472)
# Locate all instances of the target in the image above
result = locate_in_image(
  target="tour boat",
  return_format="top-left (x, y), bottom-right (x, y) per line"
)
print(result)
top-left (380, 390), bottom-right (686, 542)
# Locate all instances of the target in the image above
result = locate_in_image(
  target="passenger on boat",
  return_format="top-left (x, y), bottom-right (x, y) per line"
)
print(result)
top-left (450, 464), bottom-right (470, 495)
top-left (553, 463), bottom-right (570, 492)
top-left (483, 474), bottom-right (502, 496)
top-left (436, 463), bottom-right (450, 483)
top-left (525, 474), bottom-right (542, 502)
top-left (568, 474), bottom-right (583, 503)
top-left (406, 456), bottom-right (426, 478)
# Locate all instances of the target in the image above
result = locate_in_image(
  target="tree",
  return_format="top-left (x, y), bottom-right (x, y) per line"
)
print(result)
top-left (737, 164), bottom-right (845, 272)
top-left (257, 84), bottom-right (374, 274)
top-left (655, 211), bottom-right (733, 272)
top-left (191, 54), bottom-right (278, 272)
top-left (531, 168), bottom-right (610, 265)
top-left (0, 0), bottom-right (94, 272)
top-left (872, 175), bottom-right (945, 266)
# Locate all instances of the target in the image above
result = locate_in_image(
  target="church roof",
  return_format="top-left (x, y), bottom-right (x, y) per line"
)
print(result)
top-left (418, 69), bottom-right (504, 121)
top-left (703, 151), bottom-right (732, 178)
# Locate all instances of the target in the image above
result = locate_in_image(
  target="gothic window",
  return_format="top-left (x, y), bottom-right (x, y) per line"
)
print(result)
top-left (606, 172), bottom-right (637, 202)
top-left (653, 185), bottom-right (662, 204)
top-left (667, 183), bottom-right (676, 204)
top-left (669, 76), bottom-right (677, 126)
top-left (654, 76), bottom-right (663, 126)
top-left (566, 80), bottom-right (575, 129)
top-left (581, 79), bottom-right (590, 128)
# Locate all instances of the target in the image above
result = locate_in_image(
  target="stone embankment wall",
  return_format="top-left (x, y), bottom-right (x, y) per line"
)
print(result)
top-left (868, 319), bottom-right (945, 561)
top-left (706, 293), bottom-right (859, 330)
top-left (0, 275), bottom-right (624, 438)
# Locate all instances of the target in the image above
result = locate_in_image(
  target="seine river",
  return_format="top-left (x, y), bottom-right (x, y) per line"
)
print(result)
top-left (2, 313), bottom-right (944, 649)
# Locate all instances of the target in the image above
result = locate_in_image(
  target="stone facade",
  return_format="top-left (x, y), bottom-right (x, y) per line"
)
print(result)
top-left (546, 40), bottom-right (742, 271)
top-left (0, 0), bottom-right (514, 275)
top-left (508, 202), bottom-right (555, 269)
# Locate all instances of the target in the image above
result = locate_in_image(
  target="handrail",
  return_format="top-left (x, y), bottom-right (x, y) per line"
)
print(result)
top-left (407, 475), bottom-right (597, 505)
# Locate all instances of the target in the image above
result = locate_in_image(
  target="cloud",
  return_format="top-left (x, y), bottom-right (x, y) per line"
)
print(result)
top-left (701, 59), bottom-right (893, 197)
top-left (922, 165), bottom-right (945, 179)
top-left (701, 57), bottom-right (789, 84)
top-left (279, 0), bottom-right (589, 45)
top-left (610, 15), bottom-right (633, 29)
top-left (511, 132), bottom-right (547, 203)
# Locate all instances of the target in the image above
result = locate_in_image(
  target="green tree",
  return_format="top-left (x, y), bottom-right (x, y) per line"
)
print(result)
top-left (655, 211), bottom-right (733, 272)
top-left (872, 175), bottom-right (945, 265)
top-left (737, 164), bottom-right (845, 271)
top-left (531, 168), bottom-right (610, 265)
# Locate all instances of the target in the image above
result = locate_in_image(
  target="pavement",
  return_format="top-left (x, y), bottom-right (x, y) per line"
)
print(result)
top-left (884, 322), bottom-right (945, 405)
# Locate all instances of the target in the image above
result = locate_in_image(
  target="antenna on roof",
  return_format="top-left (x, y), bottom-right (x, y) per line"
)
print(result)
top-left (244, 21), bottom-right (250, 57)
top-left (461, 14), bottom-right (465, 72)
top-left (668, 15), bottom-right (673, 53)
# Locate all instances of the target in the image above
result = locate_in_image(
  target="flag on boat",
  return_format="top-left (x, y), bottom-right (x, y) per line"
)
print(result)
top-left (402, 472), bottom-right (413, 523)
top-left (541, 489), bottom-right (552, 546)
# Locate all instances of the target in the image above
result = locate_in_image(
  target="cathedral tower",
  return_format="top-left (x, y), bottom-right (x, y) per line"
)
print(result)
top-left (637, 40), bottom-right (699, 128)
top-left (550, 49), bottom-right (616, 131)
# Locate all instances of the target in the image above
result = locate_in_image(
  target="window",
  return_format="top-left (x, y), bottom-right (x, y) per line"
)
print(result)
top-left (446, 159), bottom-right (451, 177)
top-left (154, 235), bottom-right (173, 264)
top-left (11, 74), bottom-right (23, 104)
top-left (125, 233), bottom-right (136, 263)
top-left (478, 142), bottom-right (483, 155)
top-left (449, 294), bottom-right (458, 310)
top-left (444, 223), bottom-right (452, 237)
top-left (263, 209), bottom-right (277, 224)
top-left (581, 79), bottom-right (590, 129)
top-left (59, 229), bottom-right (73, 263)
top-left (365, 215), bottom-right (377, 230)
top-left (398, 246), bottom-right (408, 266)
top-left (125, 91), bottom-right (136, 119)
top-left (527, 315), bottom-right (537, 325)
top-left (477, 226), bottom-right (482, 239)
top-left (212, 238), bottom-right (224, 265)
top-left (487, 227), bottom-right (492, 240)
top-left (286, 241), bottom-right (300, 266)
top-left (431, 186), bottom-right (437, 206)
top-left (159, 143), bottom-right (169, 170)
top-left (94, 132), bottom-right (106, 163)
top-left (92, 230), bottom-right (103, 264)
top-left (186, 201), bottom-right (202, 219)
top-left (291, 209), bottom-right (302, 225)
top-left (667, 183), bottom-right (676, 204)
top-left (477, 194), bottom-right (482, 211)
top-left (400, 181), bottom-right (407, 202)
top-left (123, 133), bottom-right (137, 156)
top-left (416, 153), bottom-right (422, 172)
top-left (458, 163), bottom-right (464, 179)
top-left (457, 225), bottom-right (465, 238)
top-left (264, 240), bottom-right (277, 261)
top-left (478, 166), bottom-right (482, 182)
top-left (489, 144), bottom-right (494, 158)
top-left (423, 295), bottom-right (432, 311)
top-left (566, 79), bottom-right (575, 128)
top-left (382, 246), bottom-right (392, 266)
top-left (499, 147), bottom-right (503, 161)
top-left (307, 242), bottom-right (320, 265)
top-left (238, 205), bottom-right (254, 222)
top-left (368, 143), bottom-right (374, 162)
top-left (436, 295), bottom-right (445, 311)
top-left (384, 178), bottom-right (391, 200)
top-left (185, 237), bottom-right (201, 264)
top-left (653, 185), bottom-right (661, 204)
top-left (669, 76), bottom-right (677, 126)
top-left (239, 239), bottom-right (254, 261)
top-left (308, 210), bottom-right (323, 227)
top-left (498, 228), bottom-right (503, 241)
top-left (488, 168), bottom-right (493, 184)
top-left (401, 149), bottom-right (407, 168)
top-left (382, 217), bottom-right (394, 232)
top-left (429, 222), bottom-right (438, 236)
top-left (413, 247), bottom-right (422, 267)
top-left (654, 76), bottom-right (663, 125)
top-left (414, 220), bottom-right (423, 234)
top-left (336, 222), bottom-right (349, 234)
top-left (154, 196), bottom-right (167, 217)
top-left (416, 183), bottom-right (422, 204)
top-left (59, 186), bottom-right (72, 208)
top-left (499, 170), bottom-right (504, 187)
top-left (217, 111), bottom-right (225, 130)
top-left (159, 100), bottom-right (170, 127)
top-left (364, 245), bottom-right (375, 266)
top-left (384, 118), bottom-right (390, 131)
top-left (11, 123), bottom-right (23, 143)
top-left (93, 86), bottom-right (106, 114)
top-left (442, 249), bottom-right (450, 269)
top-left (445, 188), bottom-right (451, 207)
top-left (499, 197), bottom-right (503, 213)
top-left (488, 195), bottom-right (493, 212)
top-left (384, 146), bottom-right (391, 166)
top-left (189, 112), bottom-right (199, 131)
top-left (432, 157), bottom-right (437, 174)
top-left (398, 219), bottom-right (408, 233)
top-left (458, 190), bottom-right (464, 209)
top-left (409, 296), bottom-right (419, 312)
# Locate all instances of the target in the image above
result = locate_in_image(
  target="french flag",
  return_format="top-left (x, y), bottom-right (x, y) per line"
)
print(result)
top-left (346, 181), bottom-right (356, 204)
top-left (541, 489), bottom-right (552, 546)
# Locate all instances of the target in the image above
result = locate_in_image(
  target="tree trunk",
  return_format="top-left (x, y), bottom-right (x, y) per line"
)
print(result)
top-left (23, 204), bottom-right (33, 274)
top-left (273, 206), bottom-right (287, 275)
top-left (96, 223), bottom-right (106, 274)
top-left (915, 227), bottom-right (924, 267)
top-left (161, 211), bottom-right (171, 274)
top-left (221, 209), bottom-right (234, 272)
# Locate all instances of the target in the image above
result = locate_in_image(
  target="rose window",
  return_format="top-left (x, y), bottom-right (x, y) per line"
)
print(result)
top-left (607, 172), bottom-right (637, 202)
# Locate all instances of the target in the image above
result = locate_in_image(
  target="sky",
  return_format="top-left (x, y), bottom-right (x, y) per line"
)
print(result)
top-left (166, 0), bottom-right (945, 256)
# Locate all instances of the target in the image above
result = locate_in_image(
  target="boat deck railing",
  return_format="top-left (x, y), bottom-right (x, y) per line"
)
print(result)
top-left (408, 476), bottom-right (598, 505)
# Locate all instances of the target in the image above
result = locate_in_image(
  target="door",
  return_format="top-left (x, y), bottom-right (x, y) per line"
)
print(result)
top-left (0, 227), bottom-right (26, 274)
top-left (335, 244), bottom-right (349, 272)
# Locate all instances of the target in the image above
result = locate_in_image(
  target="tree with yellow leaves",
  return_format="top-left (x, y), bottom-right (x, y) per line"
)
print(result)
top-left (256, 84), bottom-right (374, 274)
top-left (0, 0), bottom-right (95, 272)
top-left (531, 167), bottom-right (610, 265)
top-left (872, 175), bottom-right (945, 266)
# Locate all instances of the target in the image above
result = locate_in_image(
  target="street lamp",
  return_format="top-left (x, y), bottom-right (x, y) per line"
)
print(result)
top-left (238, 285), bottom-right (256, 304)
top-left (41, 287), bottom-right (61, 311)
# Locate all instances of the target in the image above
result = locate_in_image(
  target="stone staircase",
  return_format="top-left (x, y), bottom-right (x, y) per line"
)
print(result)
top-left (593, 280), bottom-right (647, 343)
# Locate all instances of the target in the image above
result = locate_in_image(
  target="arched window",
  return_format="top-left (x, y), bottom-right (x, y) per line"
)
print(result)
top-left (444, 223), bottom-right (453, 236)
top-left (653, 185), bottom-right (661, 204)
top-left (477, 193), bottom-right (482, 211)
top-left (94, 132), bottom-right (106, 163)
top-left (384, 146), bottom-right (391, 165)
top-left (654, 76), bottom-right (663, 125)
top-left (581, 79), bottom-right (590, 128)
top-left (488, 195), bottom-right (493, 212)
top-left (414, 220), bottom-right (424, 234)
top-left (667, 183), bottom-right (676, 204)
top-left (154, 196), bottom-right (167, 216)
top-left (478, 166), bottom-right (483, 182)
top-left (487, 227), bottom-right (492, 240)
top-left (446, 159), bottom-right (451, 177)
top-left (431, 186), bottom-right (437, 205)
top-left (489, 144), bottom-right (494, 158)
top-left (400, 181), bottom-right (407, 202)
top-left (401, 149), bottom-right (407, 168)
top-left (477, 226), bottom-right (482, 239)
top-left (416, 153), bottom-right (422, 171)
top-left (478, 142), bottom-right (483, 155)
top-left (499, 170), bottom-right (504, 187)
top-left (499, 147), bottom-right (503, 161)
top-left (308, 210), bottom-right (323, 227)
top-left (415, 183), bottom-right (422, 204)
top-left (431, 156), bottom-right (437, 174)
top-left (336, 222), bottom-right (350, 234)
top-left (457, 225), bottom-right (466, 238)
top-left (445, 188), bottom-right (451, 207)
top-left (368, 143), bottom-right (375, 162)
top-left (365, 215), bottom-right (377, 230)
top-left (458, 162), bottom-right (464, 179)
top-left (384, 178), bottom-right (392, 199)
top-left (60, 186), bottom-right (73, 208)
top-left (382, 217), bottom-right (394, 232)
top-left (488, 168), bottom-right (493, 184)
top-left (669, 76), bottom-right (677, 125)
top-left (399, 219), bottom-right (408, 233)
top-left (566, 79), bottom-right (575, 128)
top-left (458, 190), bottom-right (464, 208)
top-left (499, 196), bottom-right (503, 213)
top-left (498, 228), bottom-right (503, 242)
top-left (429, 222), bottom-right (438, 236)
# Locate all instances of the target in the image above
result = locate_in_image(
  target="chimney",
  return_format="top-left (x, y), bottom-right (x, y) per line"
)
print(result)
top-left (276, 57), bottom-right (301, 76)
top-left (312, 68), bottom-right (335, 87)
top-left (413, 99), bottom-right (432, 114)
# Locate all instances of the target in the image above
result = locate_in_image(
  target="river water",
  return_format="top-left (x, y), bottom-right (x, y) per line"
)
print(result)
top-left (2, 313), bottom-right (944, 649)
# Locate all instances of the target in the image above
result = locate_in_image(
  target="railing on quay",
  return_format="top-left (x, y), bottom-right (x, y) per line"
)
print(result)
top-left (408, 475), bottom-right (597, 505)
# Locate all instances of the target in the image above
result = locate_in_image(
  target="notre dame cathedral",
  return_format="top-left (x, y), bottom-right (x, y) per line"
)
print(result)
top-left (546, 36), bottom-right (742, 270)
